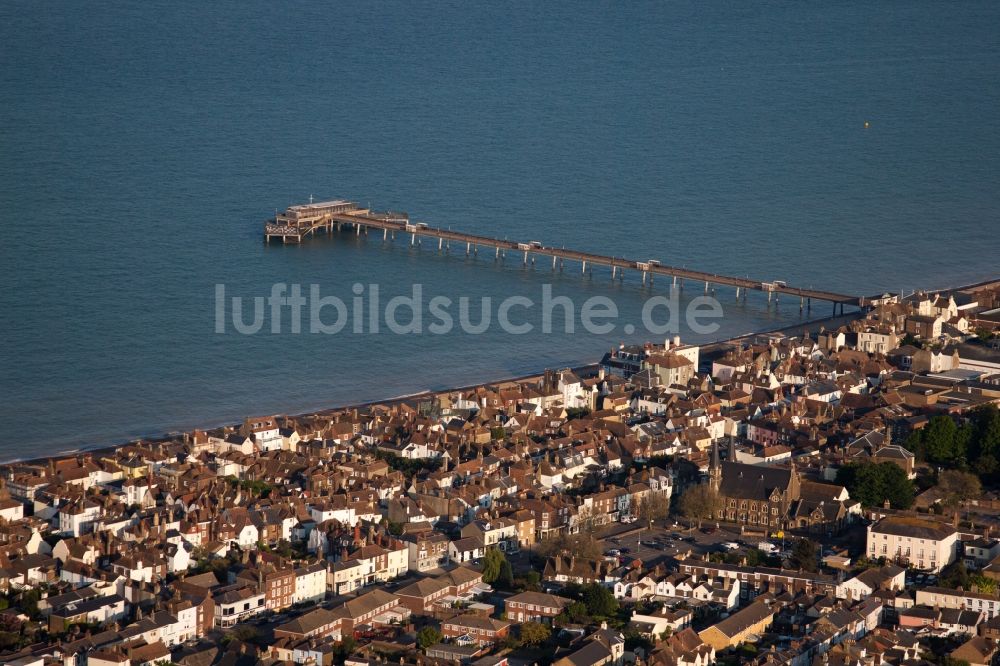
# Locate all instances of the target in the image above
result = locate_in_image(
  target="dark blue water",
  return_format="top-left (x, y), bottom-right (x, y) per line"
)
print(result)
top-left (2, 2), bottom-right (999, 459)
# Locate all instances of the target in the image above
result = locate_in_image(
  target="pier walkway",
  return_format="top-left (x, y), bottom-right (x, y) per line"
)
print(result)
top-left (264, 199), bottom-right (865, 312)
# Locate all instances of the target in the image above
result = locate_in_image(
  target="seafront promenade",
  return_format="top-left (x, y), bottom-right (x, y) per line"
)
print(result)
top-left (0, 310), bottom-right (864, 467)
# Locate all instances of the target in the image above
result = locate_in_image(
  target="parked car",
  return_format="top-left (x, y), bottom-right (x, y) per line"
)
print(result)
top-left (758, 542), bottom-right (780, 555)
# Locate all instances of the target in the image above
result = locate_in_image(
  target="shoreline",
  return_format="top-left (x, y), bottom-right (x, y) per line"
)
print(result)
top-left (0, 310), bottom-right (861, 468)
top-left (5, 276), bottom-right (997, 468)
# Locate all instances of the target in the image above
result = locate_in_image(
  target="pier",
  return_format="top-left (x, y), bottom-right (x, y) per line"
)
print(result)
top-left (264, 199), bottom-right (865, 312)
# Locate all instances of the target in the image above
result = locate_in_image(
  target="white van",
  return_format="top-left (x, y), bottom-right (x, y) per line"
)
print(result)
top-left (757, 542), bottom-right (779, 555)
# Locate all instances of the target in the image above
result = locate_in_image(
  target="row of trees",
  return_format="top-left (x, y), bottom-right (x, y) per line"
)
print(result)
top-left (836, 461), bottom-right (915, 509)
top-left (558, 582), bottom-right (620, 620)
top-left (907, 406), bottom-right (1000, 476)
top-left (833, 458), bottom-right (983, 511)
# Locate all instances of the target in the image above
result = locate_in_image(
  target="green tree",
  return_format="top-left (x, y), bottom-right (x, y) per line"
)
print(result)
top-left (521, 571), bottom-right (542, 591)
top-left (789, 539), bottom-right (819, 572)
top-left (971, 405), bottom-right (1000, 462)
top-left (0, 631), bottom-right (18, 651)
top-left (518, 621), bottom-right (551, 646)
top-left (970, 574), bottom-right (998, 596)
top-left (333, 637), bottom-right (358, 662)
top-left (498, 559), bottom-right (514, 589)
top-left (19, 588), bottom-right (42, 619)
top-left (623, 628), bottom-right (654, 652)
top-left (836, 461), bottom-right (915, 509)
top-left (921, 416), bottom-right (961, 465)
top-left (582, 583), bottom-right (618, 617)
top-left (975, 454), bottom-right (999, 476)
top-left (564, 601), bottom-right (590, 623)
top-left (677, 483), bottom-right (723, 528)
top-left (481, 549), bottom-right (507, 584)
top-left (939, 560), bottom-right (970, 590)
top-left (417, 626), bottom-right (442, 649)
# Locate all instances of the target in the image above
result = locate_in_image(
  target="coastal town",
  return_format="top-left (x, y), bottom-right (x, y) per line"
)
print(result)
top-left (1, 284), bottom-right (999, 666)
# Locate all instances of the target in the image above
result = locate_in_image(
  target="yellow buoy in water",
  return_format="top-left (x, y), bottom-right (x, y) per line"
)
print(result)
top-left (864, 121), bottom-right (870, 129)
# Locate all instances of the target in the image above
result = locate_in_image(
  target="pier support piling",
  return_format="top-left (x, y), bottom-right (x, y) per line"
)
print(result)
top-left (582, 260), bottom-right (587, 274)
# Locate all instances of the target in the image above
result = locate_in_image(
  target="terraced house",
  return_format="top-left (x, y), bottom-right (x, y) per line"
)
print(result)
top-left (504, 590), bottom-right (572, 624)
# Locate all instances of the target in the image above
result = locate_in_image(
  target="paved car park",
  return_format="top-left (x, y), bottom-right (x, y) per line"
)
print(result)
top-left (599, 521), bottom-right (794, 566)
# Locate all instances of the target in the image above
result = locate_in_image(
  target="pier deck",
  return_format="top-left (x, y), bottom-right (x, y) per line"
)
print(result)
top-left (264, 200), bottom-right (865, 310)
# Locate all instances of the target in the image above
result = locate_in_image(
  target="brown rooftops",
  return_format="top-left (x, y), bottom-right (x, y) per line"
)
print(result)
top-left (871, 516), bottom-right (956, 541)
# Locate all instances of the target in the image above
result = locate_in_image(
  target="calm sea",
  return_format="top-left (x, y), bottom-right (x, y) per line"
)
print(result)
top-left (2, 2), bottom-right (998, 459)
